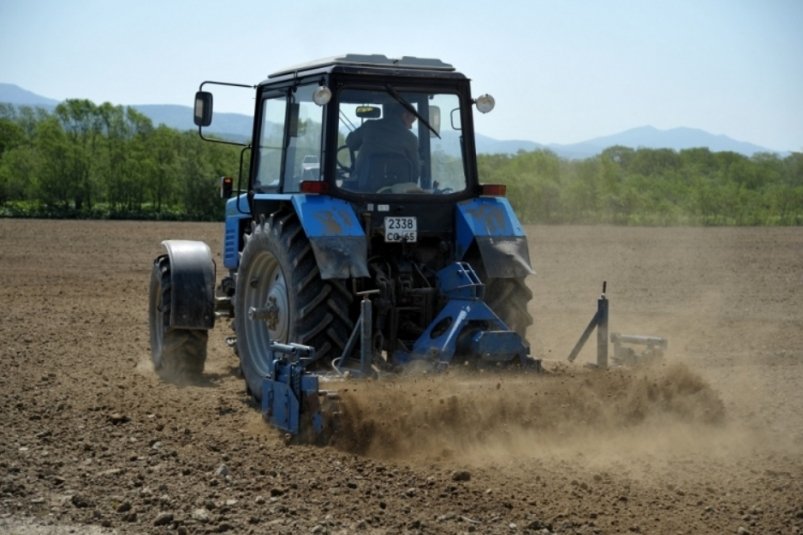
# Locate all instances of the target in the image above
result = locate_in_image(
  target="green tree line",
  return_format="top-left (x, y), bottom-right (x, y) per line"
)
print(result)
top-left (0, 100), bottom-right (241, 220)
top-left (1, 99), bottom-right (801, 224)
top-left (479, 146), bottom-right (803, 225)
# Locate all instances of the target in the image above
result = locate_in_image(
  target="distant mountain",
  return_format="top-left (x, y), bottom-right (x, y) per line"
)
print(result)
top-left (0, 83), bottom-right (59, 107)
top-left (0, 86), bottom-right (251, 138)
top-left (475, 134), bottom-right (542, 155)
top-left (133, 104), bottom-right (252, 139)
top-left (547, 126), bottom-right (773, 158)
top-left (0, 84), bottom-right (779, 158)
top-left (432, 132), bottom-right (541, 157)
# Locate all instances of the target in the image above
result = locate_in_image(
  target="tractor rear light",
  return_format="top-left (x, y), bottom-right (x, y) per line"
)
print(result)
top-left (480, 184), bottom-right (506, 196)
top-left (300, 180), bottom-right (329, 194)
top-left (220, 176), bottom-right (234, 199)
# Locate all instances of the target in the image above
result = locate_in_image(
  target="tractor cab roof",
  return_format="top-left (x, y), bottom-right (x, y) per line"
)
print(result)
top-left (264, 54), bottom-right (466, 84)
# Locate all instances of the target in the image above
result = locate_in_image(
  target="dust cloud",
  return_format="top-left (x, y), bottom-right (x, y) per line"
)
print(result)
top-left (328, 360), bottom-right (758, 474)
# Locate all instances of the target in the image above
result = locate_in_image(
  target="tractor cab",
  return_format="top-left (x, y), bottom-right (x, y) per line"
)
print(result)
top-left (196, 54), bottom-right (495, 203)
top-left (252, 55), bottom-right (486, 200)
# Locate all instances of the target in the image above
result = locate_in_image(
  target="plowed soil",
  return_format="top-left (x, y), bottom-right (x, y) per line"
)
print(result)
top-left (1, 219), bottom-right (801, 534)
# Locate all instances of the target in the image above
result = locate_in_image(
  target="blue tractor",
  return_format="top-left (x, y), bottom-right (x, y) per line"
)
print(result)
top-left (149, 55), bottom-right (538, 439)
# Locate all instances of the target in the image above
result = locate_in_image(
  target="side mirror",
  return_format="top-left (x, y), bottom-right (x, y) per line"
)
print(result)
top-left (429, 106), bottom-right (441, 138)
top-left (194, 91), bottom-right (213, 127)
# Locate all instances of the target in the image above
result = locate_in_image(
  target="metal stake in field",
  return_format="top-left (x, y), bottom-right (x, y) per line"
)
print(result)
top-left (568, 281), bottom-right (609, 368)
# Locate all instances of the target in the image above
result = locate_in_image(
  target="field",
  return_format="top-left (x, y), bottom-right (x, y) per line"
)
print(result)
top-left (1, 219), bottom-right (801, 534)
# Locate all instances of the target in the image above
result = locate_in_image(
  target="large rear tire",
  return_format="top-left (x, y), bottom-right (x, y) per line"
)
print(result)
top-left (234, 210), bottom-right (353, 400)
top-left (149, 255), bottom-right (208, 379)
top-left (468, 256), bottom-right (534, 339)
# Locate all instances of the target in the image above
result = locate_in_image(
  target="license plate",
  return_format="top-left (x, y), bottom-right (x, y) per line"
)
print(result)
top-left (384, 216), bottom-right (417, 242)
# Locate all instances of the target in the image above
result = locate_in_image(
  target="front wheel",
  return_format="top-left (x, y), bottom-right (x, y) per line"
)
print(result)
top-left (148, 256), bottom-right (208, 380)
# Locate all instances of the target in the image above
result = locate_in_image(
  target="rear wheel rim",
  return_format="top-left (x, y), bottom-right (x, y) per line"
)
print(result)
top-left (242, 248), bottom-right (290, 378)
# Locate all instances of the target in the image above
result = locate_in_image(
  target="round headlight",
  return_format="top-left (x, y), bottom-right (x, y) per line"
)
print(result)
top-left (313, 85), bottom-right (332, 106)
top-left (475, 94), bottom-right (495, 114)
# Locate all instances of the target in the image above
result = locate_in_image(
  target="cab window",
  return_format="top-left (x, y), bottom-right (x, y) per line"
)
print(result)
top-left (253, 85), bottom-right (324, 192)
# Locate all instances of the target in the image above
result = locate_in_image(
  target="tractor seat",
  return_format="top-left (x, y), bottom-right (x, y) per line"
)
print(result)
top-left (358, 153), bottom-right (415, 192)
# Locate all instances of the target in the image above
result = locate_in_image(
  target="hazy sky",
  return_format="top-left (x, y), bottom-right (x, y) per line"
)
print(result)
top-left (1, 0), bottom-right (801, 151)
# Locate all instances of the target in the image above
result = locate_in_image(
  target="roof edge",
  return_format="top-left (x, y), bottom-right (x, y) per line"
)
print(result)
top-left (268, 54), bottom-right (455, 78)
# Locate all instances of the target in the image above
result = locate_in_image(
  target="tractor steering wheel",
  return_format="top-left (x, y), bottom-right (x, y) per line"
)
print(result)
top-left (377, 182), bottom-right (427, 194)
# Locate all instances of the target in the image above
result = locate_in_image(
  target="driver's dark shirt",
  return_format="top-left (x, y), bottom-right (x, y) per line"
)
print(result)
top-left (346, 117), bottom-right (419, 182)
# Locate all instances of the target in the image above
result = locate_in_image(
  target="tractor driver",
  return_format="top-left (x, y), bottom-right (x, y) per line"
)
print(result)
top-left (346, 102), bottom-right (420, 191)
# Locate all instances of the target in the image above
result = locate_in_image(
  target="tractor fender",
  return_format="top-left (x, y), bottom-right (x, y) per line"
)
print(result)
top-left (456, 197), bottom-right (535, 278)
top-left (290, 195), bottom-right (369, 279)
top-left (160, 240), bottom-right (216, 330)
